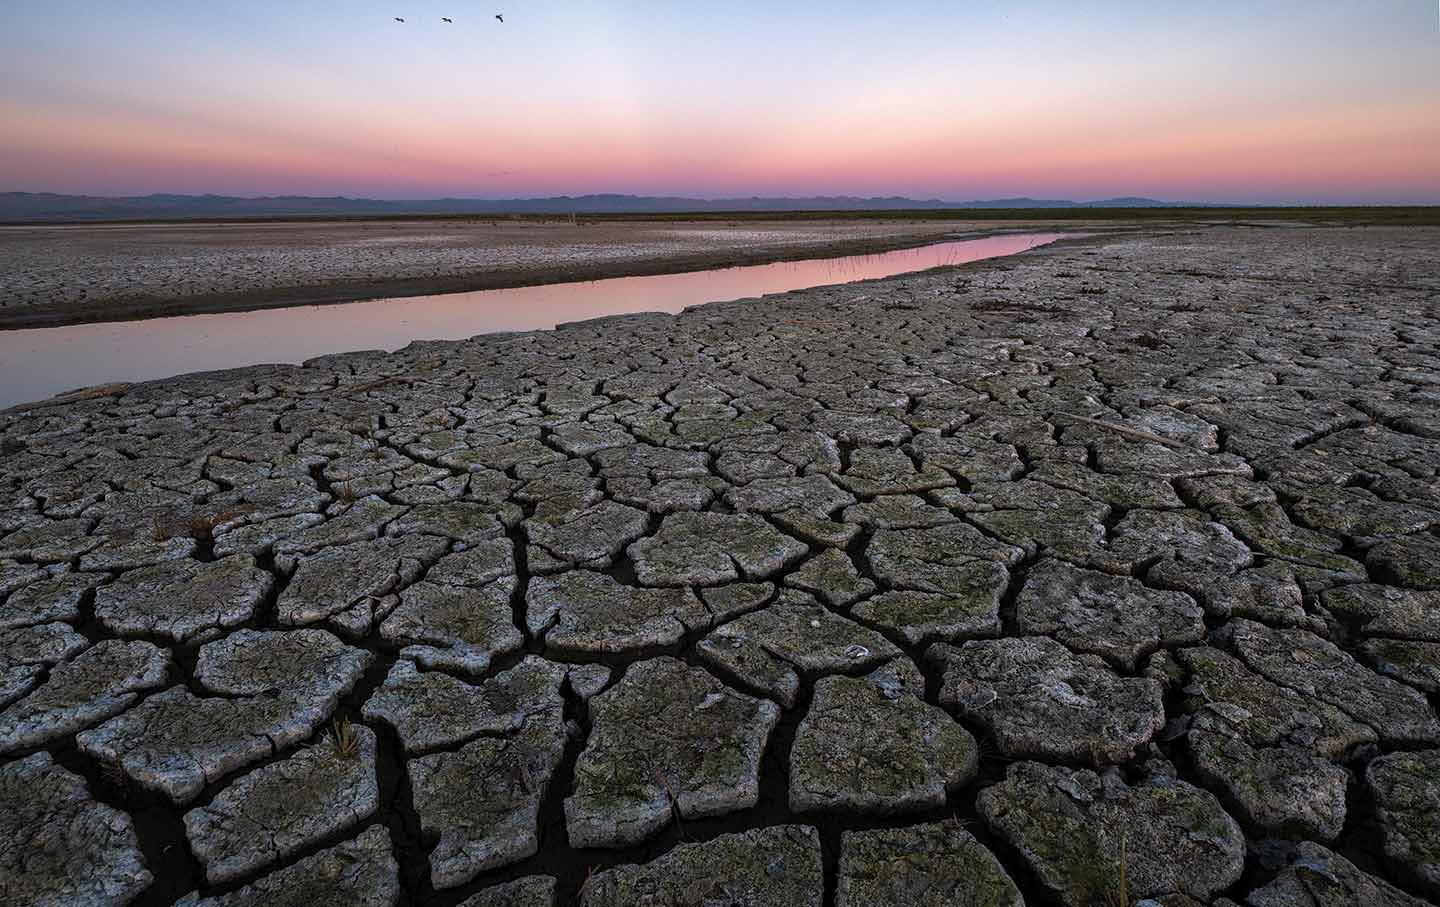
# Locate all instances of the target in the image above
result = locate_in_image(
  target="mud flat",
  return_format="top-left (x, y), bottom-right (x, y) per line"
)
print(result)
top-left (0, 217), bottom-right (1106, 328)
top-left (2, 225), bottom-right (1439, 907)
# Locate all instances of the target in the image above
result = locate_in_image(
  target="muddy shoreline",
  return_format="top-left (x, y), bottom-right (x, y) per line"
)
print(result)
top-left (0, 220), bottom-right (1120, 330)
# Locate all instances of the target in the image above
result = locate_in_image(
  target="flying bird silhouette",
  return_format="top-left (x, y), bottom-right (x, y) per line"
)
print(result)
top-left (495, 13), bottom-right (504, 22)
top-left (394, 17), bottom-right (405, 22)
top-left (442, 17), bottom-right (453, 22)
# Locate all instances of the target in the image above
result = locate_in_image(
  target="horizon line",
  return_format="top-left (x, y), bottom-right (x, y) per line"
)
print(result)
top-left (7, 189), bottom-right (1440, 208)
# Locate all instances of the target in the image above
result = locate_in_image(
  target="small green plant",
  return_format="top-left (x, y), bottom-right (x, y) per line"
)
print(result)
top-left (332, 481), bottom-right (357, 505)
top-left (328, 717), bottom-right (361, 760)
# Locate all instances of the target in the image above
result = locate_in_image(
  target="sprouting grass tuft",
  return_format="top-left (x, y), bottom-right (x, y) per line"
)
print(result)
top-left (328, 717), bottom-right (362, 760)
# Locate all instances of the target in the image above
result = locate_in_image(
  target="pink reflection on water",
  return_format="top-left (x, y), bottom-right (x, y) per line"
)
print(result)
top-left (0, 233), bottom-right (1065, 408)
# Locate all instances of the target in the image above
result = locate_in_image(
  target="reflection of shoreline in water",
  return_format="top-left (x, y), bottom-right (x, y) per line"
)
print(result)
top-left (0, 233), bottom-right (1067, 408)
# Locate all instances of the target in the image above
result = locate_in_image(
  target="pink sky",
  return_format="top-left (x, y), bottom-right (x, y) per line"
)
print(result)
top-left (3, 1), bottom-right (1438, 203)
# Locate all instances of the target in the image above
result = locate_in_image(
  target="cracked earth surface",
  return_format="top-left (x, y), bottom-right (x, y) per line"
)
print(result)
top-left (1, 225), bottom-right (1438, 907)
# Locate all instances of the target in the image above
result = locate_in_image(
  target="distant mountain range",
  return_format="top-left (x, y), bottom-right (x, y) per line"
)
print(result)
top-left (0, 191), bottom-right (1210, 222)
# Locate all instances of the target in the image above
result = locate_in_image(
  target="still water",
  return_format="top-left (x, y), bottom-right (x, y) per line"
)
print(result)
top-left (0, 232), bottom-right (1066, 408)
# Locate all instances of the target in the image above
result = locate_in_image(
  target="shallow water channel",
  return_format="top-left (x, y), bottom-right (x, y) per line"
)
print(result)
top-left (0, 232), bottom-right (1067, 408)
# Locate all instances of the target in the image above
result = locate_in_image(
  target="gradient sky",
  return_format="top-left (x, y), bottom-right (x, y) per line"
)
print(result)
top-left (2, 1), bottom-right (1438, 203)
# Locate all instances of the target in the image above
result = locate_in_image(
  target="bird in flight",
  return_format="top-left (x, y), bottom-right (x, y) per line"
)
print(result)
top-left (394, 17), bottom-right (405, 22)
top-left (495, 13), bottom-right (504, 22)
top-left (442, 17), bottom-right (453, 22)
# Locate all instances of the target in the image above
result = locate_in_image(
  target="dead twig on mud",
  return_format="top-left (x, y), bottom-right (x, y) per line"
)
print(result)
top-left (574, 865), bottom-right (597, 904)
top-left (1053, 412), bottom-right (1194, 450)
top-left (655, 768), bottom-right (688, 841)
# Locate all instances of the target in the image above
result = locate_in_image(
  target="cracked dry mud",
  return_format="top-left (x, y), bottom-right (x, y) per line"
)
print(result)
top-left (0, 225), bottom-right (1438, 906)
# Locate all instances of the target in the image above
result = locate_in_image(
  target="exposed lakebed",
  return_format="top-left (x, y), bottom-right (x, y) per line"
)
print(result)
top-left (2, 226), bottom-right (1439, 907)
top-left (0, 233), bottom-right (1064, 408)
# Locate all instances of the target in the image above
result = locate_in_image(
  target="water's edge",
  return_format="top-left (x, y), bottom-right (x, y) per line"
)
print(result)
top-left (0, 232), bottom-right (1073, 409)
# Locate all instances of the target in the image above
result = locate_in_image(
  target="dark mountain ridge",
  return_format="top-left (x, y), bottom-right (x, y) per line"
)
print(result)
top-left (0, 191), bottom-right (1203, 222)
